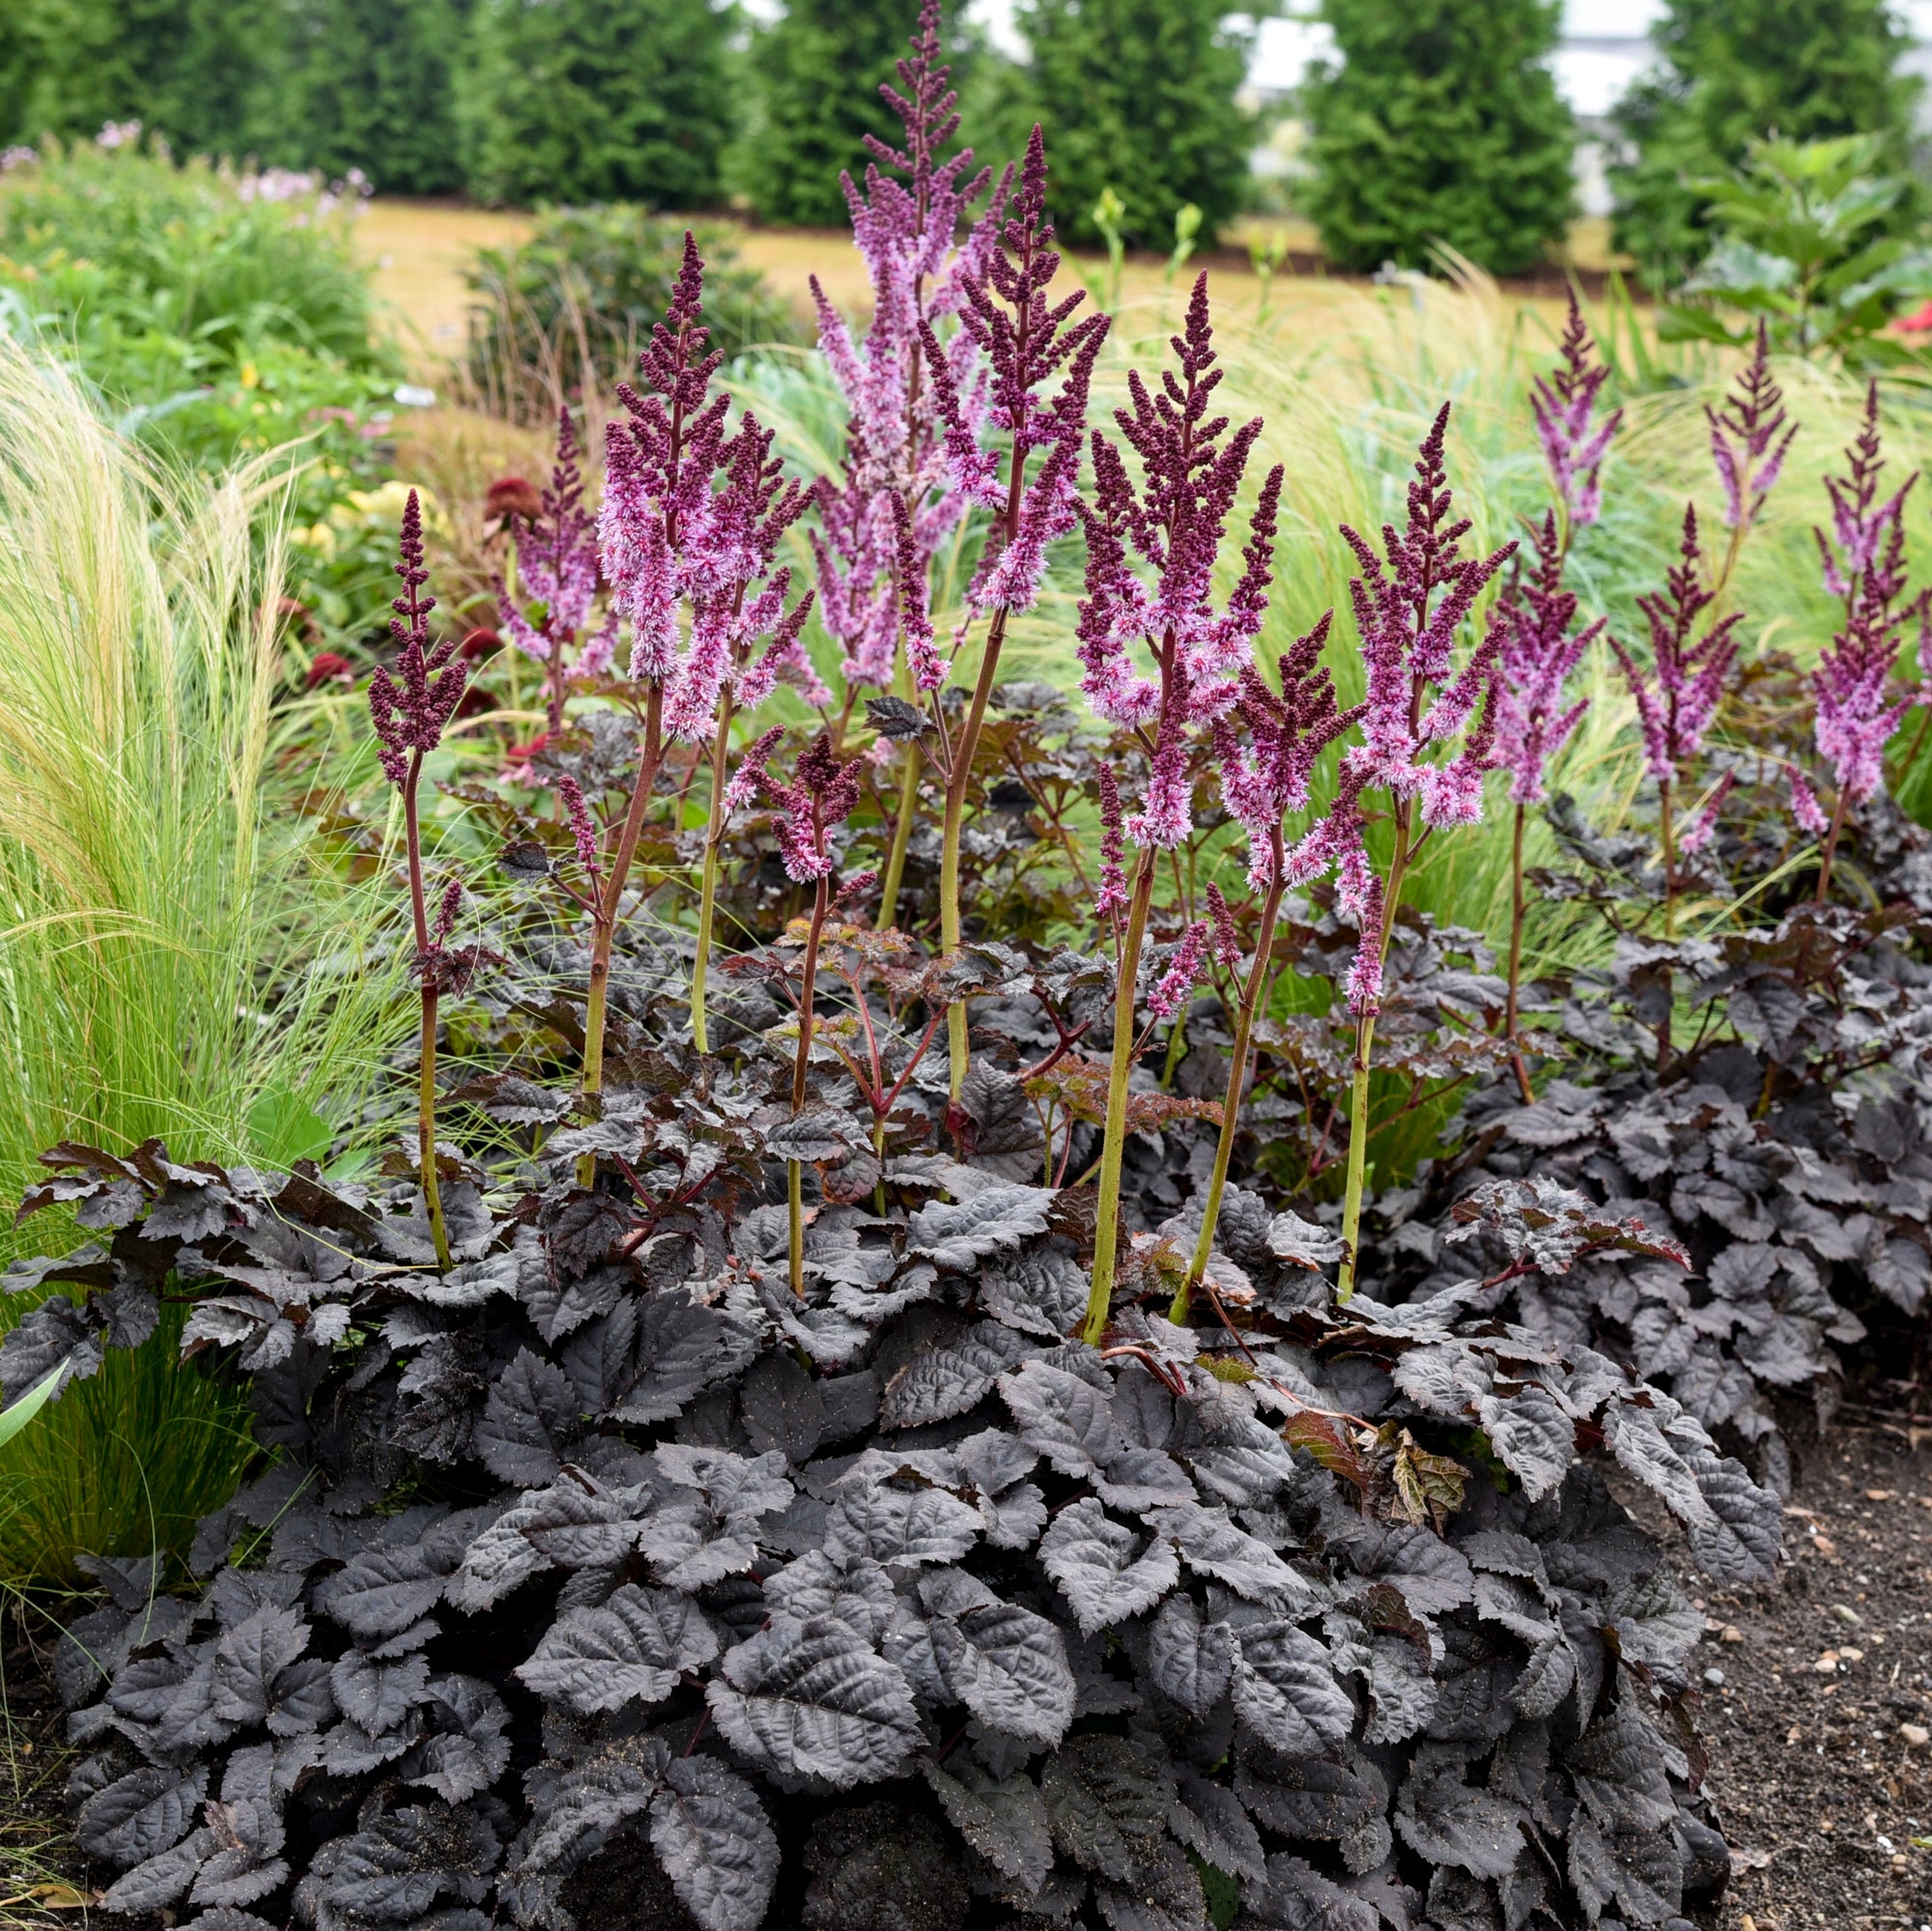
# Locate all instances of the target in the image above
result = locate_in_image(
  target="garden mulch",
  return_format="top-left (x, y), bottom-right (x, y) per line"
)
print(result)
top-left (6, 1422), bottom-right (1932, 1931)
top-left (1672, 1415), bottom-right (1932, 1931)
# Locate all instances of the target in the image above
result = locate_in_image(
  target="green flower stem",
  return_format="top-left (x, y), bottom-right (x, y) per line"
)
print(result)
top-left (579, 684), bottom-right (664, 1187)
top-left (941, 602), bottom-right (1013, 1097)
top-left (788, 871), bottom-right (833, 1298)
top-left (878, 742), bottom-right (921, 933)
top-left (1815, 784), bottom-right (1850, 904)
top-left (1172, 865), bottom-right (1285, 1325)
top-left (400, 748), bottom-right (452, 1272)
top-left (690, 694), bottom-right (736, 1053)
top-left (1080, 848), bottom-right (1157, 1347)
top-left (1505, 800), bottom-right (1534, 1105)
top-left (1337, 803), bottom-right (1414, 1303)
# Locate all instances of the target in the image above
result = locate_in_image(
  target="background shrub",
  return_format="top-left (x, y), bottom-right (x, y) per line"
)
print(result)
top-left (0, 0), bottom-right (276, 157)
top-left (460, 204), bottom-right (803, 422)
top-left (458, 0), bottom-right (734, 209)
top-left (1611, 0), bottom-right (1923, 288)
top-left (1298, 0), bottom-right (1576, 277)
top-left (743, 0), bottom-right (923, 228)
top-left (985, 0), bottom-right (1252, 248)
top-left (273, 0), bottom-right (466, 196)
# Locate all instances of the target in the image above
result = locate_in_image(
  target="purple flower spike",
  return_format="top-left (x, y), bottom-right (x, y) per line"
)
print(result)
top-left (812, 1), bottom-right (1003, 695)
top-left (369, 491), bottom-right (466, 787)
top-left (1339, 405), bottom-right (1514, 796)
top-left (556, 776), bottom-right (600, 874)
top-left (602, 246), bottom-right (814, 741)
top-left (1532, 296), bottom-right (1622, 531)
top-left (1094, 766), bottom-right (1128, 923)
top-left (927, 124), bottom-right (1110, 628)
top-left (1809, 385), bottom-right (1928, 809)
top-left (1206, 885), bottom-right (1241, 971)
top-left (1149, 921), bottom-right (1209, 1021)
top-left (1677, 771), bottom-right (1735, 855)
top-left (1608, 506), bottom-right (1742, 785)
top-left (1077, 276), bottom-right (1291, 852)
top-left (754, 733), bottom-right (865, 884)
top-left (1283, 404), bottom-right (1511, 1008)
top-left (1216, 613), bottom-right (1353, 888)
top-left (496, 409), bottom-right (608, 673)
top-left (1707, 323), bottom-right (1797, 533)
top-left (1495, 514), bottom-right (1603, 806)
top-left (1788, 766), bottom-right (1829, 836)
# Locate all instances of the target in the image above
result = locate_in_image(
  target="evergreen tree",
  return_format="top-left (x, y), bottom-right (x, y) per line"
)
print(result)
top-left (1611, 0), bottom-right (1921, 287)
top-left (744, 0), bottom-right (917, 227)
top-left (989, 0), bottom-right (1252, 249)
top-left (0, 0), bottom-right (278, 156)
top-left (1299, 0), bottom-right (1575, 276)
top-left (460, 0), bottom-right (734, 208)
top-left (274, 0), bottom-right (465, 194)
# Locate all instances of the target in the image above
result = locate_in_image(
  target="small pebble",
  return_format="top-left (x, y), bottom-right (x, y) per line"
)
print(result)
top-left (1703, 1667), bottom-right (1726, 1687)
top-left (1816, 1653), bottom-right (1840, 1673)
top-left (1901, 1722), bottom-right (1930, 1747)
top-left (1720, 1624), bottom-right (1744, 1643)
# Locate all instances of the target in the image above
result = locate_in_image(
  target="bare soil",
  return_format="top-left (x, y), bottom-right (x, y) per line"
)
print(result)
top-left (1690, 1422), bottom-right (1932, 1931)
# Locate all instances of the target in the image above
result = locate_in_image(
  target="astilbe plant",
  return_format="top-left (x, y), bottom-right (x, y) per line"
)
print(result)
top-left (1801, 383), bottom-right (1930, 900)
top-left (368, 491), bottom-right (481, 1271)
top-left (922, 123), bottom-right (1108, 1100)
top-left (1069, 273), bottom-right (1285, 1345)
top-left (1, 1140), bottom-right (1782, 1931)
top-left (597, 235), bottom-right (816, 1088)
top-left (1297, 406), bottom-right (1513, 1299)
top-left (809, 0), bottom-right (999, 928)
top-left (495, 408), bottom-right (618, 736)
top-left (1495, 299), bottom-right (1617, 1099)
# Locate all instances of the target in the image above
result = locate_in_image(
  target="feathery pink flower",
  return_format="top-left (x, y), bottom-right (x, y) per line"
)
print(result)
top-left (1078, 276), bottom-right (1289, 852)
top-left (1788, 766), bottom-right (1829, 836)
top-left (556, 775), bottom-right (600, 874)
top-left (1677, 771), bottom-right (1734, 855)
top-left (810, 1), bottom-right (1002, 693)
top-left (601, 239), bottom-right (814, 736)
top-left (923, 125), bottom-right (1109, 629)
top-left (753, 733), bottom-right (865, 884)
top-left (1608, 506), bottom-right (1742, 784)
top-left (1285, 407), bottom-right (1510, 1004)
top-left (1494, 514), bottom-right (1602, 805)
top-left (1707, 324), bottom-right (1796, 533)
top-left (1532, 296), bottom-right (1622, 530)
top-left (496, 409), bottom-right (606, 672)
top-left (1214, 614), bottom-right (1353, 887)
top-left (1094, 766), bottom-right (1128, 923)
top-left (1206, 884), bottom-right (1241, 970)
top-left (369, 491), bottom-right (465, 788)
top-left (1149, 921), bottom-right (1209, 1021)
top-left (1809, 387), bottom-right (1928, 809)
